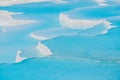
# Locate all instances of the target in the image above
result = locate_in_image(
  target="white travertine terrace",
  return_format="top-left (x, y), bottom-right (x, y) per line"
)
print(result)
top-left (31, 32), bottom-right (48, 41)
top-left (36, 42), bottom-right (53, 57)
top-left (96, 0), bottom-right (108, 6)
top-left (60, 13), bottom-right (103, 30)
top-left (15, 50), bottom-right (26, 62)
top-left (0, 0), bottom-right (67, 6)
top-left (60, 13), bottom-right (114, 31)
top-left (0, 10), bottom-right (36, 27)
top-left (15, 42), bottom-right (52, 63)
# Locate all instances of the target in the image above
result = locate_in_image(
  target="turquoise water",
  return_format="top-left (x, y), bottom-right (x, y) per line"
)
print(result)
top-left (0, 0), bottom-right (120, 80)
top-left (0, 57), bottom-right (120, 80)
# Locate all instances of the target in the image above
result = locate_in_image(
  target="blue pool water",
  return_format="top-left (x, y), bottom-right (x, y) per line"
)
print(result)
top-left (0, 0), bottom-right (120, 80)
